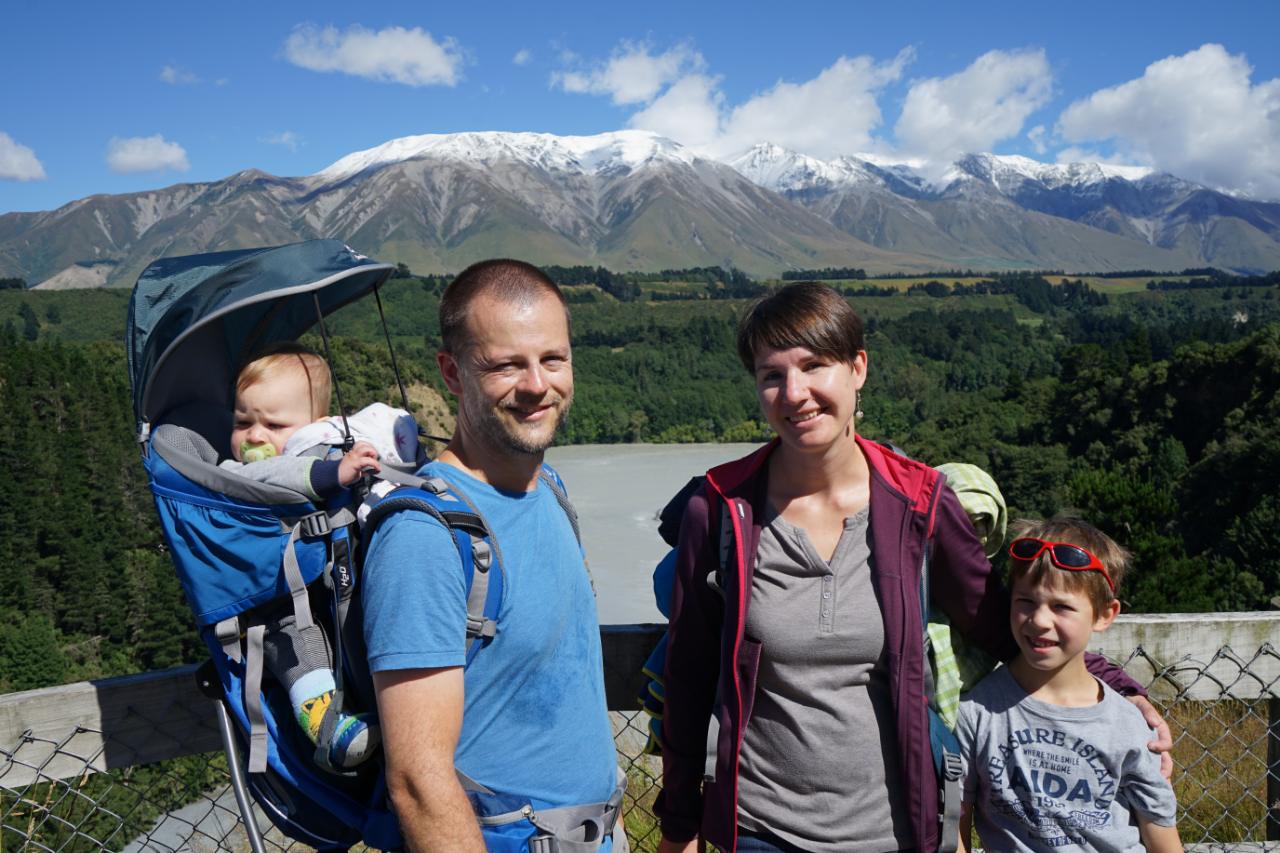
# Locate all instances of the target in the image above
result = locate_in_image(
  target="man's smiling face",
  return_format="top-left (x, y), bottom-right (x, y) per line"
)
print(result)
top-left (451, 290), bottom-right (573, 458)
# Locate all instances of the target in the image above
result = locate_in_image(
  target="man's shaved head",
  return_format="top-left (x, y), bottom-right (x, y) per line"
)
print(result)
top-left (439, 259), bottom-right (569, 356)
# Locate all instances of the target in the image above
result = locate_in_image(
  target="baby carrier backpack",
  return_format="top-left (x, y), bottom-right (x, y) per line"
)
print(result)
top-left (125, 240), bottom-right (502, 852)
top-left (636, 451), bottom-right (1004, 853)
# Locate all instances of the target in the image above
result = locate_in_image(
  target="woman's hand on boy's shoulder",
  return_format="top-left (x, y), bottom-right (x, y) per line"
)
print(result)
top-left (1126, 694), bottom-right (1174, 779)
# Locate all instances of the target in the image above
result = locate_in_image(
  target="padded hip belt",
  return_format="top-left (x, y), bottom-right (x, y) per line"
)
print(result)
top-left (466, 768), bottom-right (627, 853)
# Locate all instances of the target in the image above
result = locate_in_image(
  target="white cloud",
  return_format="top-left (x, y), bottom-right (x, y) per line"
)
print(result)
top-left (557, 40), bottom-right (911, 160)
top-left (895, 48), bottom-right (1053, 166)
top-left (106, 135), bottom-right (189, 174)
top-left (159, 64), bottom-right (199, 85)
top-left (512, 48), bottom-right (531, 66)
top-left (628, 75), bottom-right (724, 151)
top-left (711, 50), bottom-right (913, 159)
top-left (284, 24), bottom-right (463, 87)
top-left (553, 41), bottom-right (702, 105)
top-left (0, 132), bottom-right (46, 181)
top-left (1027, 124), bottom-right (1047, 155)
top-left (262, 131), bottom-right (302, 152)
top-left (1055, 145), bottom-right (1130, 166)
top-left (1057, 44), bottom-right (1280, 198)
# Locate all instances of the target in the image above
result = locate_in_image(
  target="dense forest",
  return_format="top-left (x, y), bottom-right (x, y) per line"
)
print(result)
top-left (0, 273), bottom-right (1277, 696)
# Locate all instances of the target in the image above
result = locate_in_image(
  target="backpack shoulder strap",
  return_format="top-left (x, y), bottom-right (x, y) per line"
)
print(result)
top-left (538, 464), bottom-right (581, 545)
top-left (360, 477), bottom-right (502, 664)
top-left (696, 488), bottom-right (735, 779)
top-left (920, 469), bottom-right (963, 853)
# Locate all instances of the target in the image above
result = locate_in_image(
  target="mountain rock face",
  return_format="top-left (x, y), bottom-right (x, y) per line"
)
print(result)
top-left (729, 145), bottom-right (1280, 274)
top-left (3, 131), bottom-right (1278, 288)
top-left (2, 131), bottom-right (930, 288)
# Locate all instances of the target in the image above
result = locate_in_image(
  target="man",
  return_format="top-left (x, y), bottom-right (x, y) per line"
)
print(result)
top-left (361, 259), bottom-right (622, 852)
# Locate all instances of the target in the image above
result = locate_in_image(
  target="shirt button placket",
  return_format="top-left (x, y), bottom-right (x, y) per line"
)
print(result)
top-left (820, 573), bottom-right (834, 633)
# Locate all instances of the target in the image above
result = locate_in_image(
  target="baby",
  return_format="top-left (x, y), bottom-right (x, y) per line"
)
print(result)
top-left (222, 343), bottom-right (390, 770)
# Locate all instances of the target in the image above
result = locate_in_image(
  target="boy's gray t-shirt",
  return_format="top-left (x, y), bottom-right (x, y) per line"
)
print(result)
top-left (957, 666), bottom-right (1176, 851)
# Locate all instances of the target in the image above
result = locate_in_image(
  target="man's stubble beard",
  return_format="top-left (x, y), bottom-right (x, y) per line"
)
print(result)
top-left (462, 382), bottom-right (574, 458)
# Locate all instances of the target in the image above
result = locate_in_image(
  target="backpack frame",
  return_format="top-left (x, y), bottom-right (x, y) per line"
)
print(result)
top-left (126, 241), bottom-right (486, 851)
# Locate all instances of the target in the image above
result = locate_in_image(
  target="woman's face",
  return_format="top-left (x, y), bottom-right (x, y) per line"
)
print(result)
top-left (753, 345), bottom-right (867, 452)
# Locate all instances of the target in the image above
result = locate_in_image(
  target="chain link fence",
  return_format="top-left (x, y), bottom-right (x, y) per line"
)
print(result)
top-left (1, 630), bottom-right (1277, 851)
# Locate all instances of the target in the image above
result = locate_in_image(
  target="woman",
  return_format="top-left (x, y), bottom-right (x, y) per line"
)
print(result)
top-left (654, 283), bottom-right (1167, 853)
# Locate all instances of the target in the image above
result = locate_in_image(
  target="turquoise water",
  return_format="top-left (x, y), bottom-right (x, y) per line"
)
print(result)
top-left (546, 443), bottom-right (762, 625)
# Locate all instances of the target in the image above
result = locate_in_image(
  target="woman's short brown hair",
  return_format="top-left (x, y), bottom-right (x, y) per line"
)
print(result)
top-left (736, 282), bottom-right (865, 372)
top-left (1007, 516), bottom-right (1130, 615)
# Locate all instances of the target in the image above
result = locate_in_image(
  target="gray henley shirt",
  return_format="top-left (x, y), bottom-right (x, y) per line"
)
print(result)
top-left (736, 505), bottom-right (911, 852)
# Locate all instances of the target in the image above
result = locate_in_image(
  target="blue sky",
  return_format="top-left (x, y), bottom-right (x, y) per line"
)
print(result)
top-left (3, 0), bottom-right (1279, 213)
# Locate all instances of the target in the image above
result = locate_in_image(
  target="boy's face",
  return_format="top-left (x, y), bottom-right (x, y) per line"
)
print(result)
top-left (1009, 572), bottom-right (1119, 673)
top-left (230, 369), bottom-right (315, 460)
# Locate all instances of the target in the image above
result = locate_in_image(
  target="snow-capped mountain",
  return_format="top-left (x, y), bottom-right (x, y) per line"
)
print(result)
top-left (0, 131), bottom-right (929, 288)
top-left (732, 145), bottom-right (1158, 199)
top-left (729, 143), bottom-right (1280, 272)
top-left (728, 144), bottom-right (932, 198)
top-left (315, 130), bottom-right (697, 182)
top-left (3, 130), bottom-right (1278, 288)
top-left (954, 152), bottom-right (1154, 192)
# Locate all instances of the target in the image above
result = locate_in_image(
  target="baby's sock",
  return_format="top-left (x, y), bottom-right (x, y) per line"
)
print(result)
top-left (290, 670), bottom-right (338, 741)
top-left (290, 671), bottom-right (381, 769)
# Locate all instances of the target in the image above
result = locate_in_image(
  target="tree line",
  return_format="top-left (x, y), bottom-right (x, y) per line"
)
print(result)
top-left (781, 267), bottom-right (868, 280)
top-left (1146, 271), bottom-right (1280, 291)
top-left (907, 274), bottom-right (1109, 310)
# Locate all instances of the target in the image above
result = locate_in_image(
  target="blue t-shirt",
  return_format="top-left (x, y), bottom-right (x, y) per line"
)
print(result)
top-left (362, 460), bottom-right (618, 814)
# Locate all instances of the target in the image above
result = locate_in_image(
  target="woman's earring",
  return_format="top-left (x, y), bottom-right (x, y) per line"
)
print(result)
top-left (855, 390), bottom-right (864, 420)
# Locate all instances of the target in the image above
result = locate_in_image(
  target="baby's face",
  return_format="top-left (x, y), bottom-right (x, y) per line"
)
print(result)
top-left (230, 372), bottom-right (315, 461)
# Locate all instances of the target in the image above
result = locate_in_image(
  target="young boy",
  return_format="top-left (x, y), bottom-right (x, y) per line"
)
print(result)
top-left (221, 343), bottom-right (386, 771)
top-left (956, 517), bottom-right (1182, 852)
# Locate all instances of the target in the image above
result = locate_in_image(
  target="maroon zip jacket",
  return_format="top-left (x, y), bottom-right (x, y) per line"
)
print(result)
top-left (654, 437), bottom-right (1145, 852)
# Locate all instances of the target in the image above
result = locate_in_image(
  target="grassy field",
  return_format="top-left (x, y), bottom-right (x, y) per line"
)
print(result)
top-left (1167, 697), bottom-right (1272, 843)
top-left (1045, 274), bottom-right (1197, 294)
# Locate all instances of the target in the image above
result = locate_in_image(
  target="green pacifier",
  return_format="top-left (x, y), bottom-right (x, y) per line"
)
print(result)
top-left (240, 441), bottom-right (277, 463)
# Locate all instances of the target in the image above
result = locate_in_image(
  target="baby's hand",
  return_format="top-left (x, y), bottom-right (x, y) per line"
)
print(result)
top-left (338, 441), bottom-right (381, 486)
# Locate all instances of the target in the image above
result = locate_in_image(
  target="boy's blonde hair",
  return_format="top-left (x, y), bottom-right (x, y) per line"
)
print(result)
top-left (1007, 516), bottom-right (1130, 615)
top-left (235, 343), bottom-right (332, 420)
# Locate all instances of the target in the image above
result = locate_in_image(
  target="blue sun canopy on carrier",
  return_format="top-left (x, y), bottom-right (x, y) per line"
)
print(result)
top-left (126, 239), bottom-right (394, 436)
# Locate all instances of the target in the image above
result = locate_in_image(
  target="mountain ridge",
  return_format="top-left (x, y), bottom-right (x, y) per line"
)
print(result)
top-left (729, 142), bottom-right (1280, 274)
top-left (4, 131), bottom-right (1278, 288)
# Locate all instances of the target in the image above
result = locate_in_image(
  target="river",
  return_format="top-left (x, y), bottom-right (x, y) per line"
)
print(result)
top-left (545, 442), bottom-right (762, 624)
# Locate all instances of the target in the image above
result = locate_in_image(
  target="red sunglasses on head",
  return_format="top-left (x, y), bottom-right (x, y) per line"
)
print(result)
top-left (1008, 537), bottom-right (1115, 592)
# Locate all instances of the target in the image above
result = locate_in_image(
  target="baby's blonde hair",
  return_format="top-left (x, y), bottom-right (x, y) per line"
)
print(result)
top-left (235, 343), bottom-right (332, 420)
